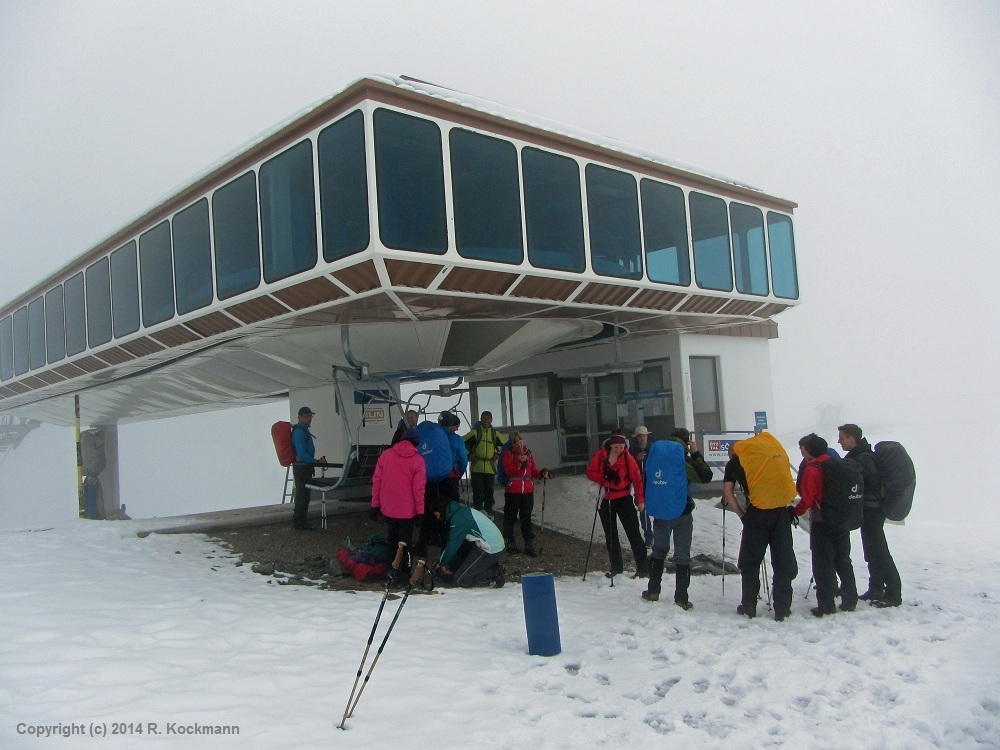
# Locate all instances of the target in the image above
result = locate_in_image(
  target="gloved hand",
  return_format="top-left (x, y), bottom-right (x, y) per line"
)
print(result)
top-left (368, 507), bottom-right (381, 522)
top-left (788, 506), bottom-right (799, 527)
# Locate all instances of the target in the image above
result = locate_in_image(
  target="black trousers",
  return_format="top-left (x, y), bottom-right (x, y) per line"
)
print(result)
top-left (737, 505), bottom-right (798, 616)
top-left (415, 480), bottom-right (450, 552)
top-left (860, 508), bottom-right (901, 598)
top-left (598, 496), bottom-right (647, 573)
top-left (470, 472), bottom-right (497, 512)
top-left (503, 492), bottom-right (535, 543)
top-left (810, 521), bottom-right (859, 611)
top-left (291, 464), bottom-right (314, 527)
top-left (384, 516), bottom-right (416, 576)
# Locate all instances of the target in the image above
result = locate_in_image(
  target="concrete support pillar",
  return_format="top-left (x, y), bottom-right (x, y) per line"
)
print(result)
top-left (666, 333), bottom-right (696, 433)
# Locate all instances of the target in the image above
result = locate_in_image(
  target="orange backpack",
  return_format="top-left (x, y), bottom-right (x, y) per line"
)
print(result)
top-left (733, 432), bottom-right (796, 509)
top-left (271, 421), bottom-right (297, 467)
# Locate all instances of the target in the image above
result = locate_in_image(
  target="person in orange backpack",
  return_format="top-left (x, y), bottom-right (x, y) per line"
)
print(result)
top-left (291, 407), bottom-right (326, 530)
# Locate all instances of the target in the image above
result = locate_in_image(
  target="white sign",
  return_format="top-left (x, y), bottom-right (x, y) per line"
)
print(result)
top-left (363, 405), bottom-right (391, 427)
top-left (703, 434), bottom-right (740, 465)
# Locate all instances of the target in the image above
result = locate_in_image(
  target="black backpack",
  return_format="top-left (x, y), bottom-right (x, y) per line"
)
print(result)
top-left (873, 441), bottom-right (916, 522)
top-left (820, 456), bottom-right (864, 532)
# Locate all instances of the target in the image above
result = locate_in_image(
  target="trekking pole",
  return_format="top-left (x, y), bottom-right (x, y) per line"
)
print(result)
top-left (582, 483), bottom-right (604, 581)
top-left (608, 500), bottom-right (621, 588)
top-left (721, 504), bottom-right (726, 597)
top-left (803, 575), bottom-right (814, 599)
top-left (760, 558), bottom-right (772, 610)
top-left (343, 559), bottom-right (426, 726)
top-left (338, 543), bottom-right (407, 730)
top-left (537, 477), bottom-right (548, 556)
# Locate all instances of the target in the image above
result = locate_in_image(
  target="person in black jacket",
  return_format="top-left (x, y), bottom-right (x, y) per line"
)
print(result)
top-left (838, 423), bottom-right (902, 608)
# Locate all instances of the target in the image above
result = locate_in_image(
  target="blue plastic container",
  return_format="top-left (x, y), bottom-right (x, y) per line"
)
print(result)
top-left (521, 572), bottom-right (561, 656)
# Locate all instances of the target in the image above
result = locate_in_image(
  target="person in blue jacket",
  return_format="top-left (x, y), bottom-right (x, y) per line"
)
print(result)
top-left (291, 406), bottom-right (326, 530)
top-left (431, 498), bottom-right (506, 588)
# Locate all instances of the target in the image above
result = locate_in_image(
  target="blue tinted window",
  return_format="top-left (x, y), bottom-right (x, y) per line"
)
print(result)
top-left (27, 297), bottom-right (46, 370)
top-left (641, 179), bottom-right (690, 286)
top-left (0, 316), bottom-right (12, 380)
top-left (12, 307), bottom-right (28, 375)
top-left (450, 128), bottom-right (523, 264)
top-left (45, 286), bottom-right (65, 363)
top-left (111, 241), bottom-right (140, 338)
top-left (260, 140), bottom-right (317, 283)
top-left (767, 212), bottom-right (799, 299)
top-left (213, 172), bottom-right (261, 300)
top-left (374, 108), bottom-right (447, 253)
top-left (522, 148), bottom-right (585, 272)
top-left (730, 203), bottom-right (768, 296)
top-left (85, 258), bottom-right (112, 347)
top-left (64, 273), bottom-right (86, 355)
top-left (318, 111), bottom-right (370, 261)
top-left (140, 221), bottom-right (175, 326)
top-left (173, 199), bottom-right (213, 314)
top-left (586, 164), bottom-right (642, 279)
top-left (689, 192), bottom-right (733, 291)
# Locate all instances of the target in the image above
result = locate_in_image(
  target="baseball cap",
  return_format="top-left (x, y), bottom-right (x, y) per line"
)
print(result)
top-left (297, 406), bottom-right (315, 416)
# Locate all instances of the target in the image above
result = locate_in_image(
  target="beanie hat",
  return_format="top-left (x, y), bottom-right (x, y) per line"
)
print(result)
top-left (609, 435), bottom-right (627, 446)
top-left (402, 428), bottom-right (420, 446)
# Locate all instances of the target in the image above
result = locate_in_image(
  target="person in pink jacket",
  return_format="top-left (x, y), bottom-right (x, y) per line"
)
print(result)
top-left (501, 431), bottom-right (550, 556)
top-left (585, 434), bottom-right (649, 577)
top-left (371, 428), bottom-right (426, 567)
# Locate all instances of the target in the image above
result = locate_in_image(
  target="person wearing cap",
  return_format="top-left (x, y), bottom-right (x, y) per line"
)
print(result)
top-left (586, 434), bottom-right (649, 577)
top-left (371, 427), bottom-right (426, 566)
top-left (291, 407), bottom-right (326, 530)
top-left (629, 426), bottom-right (655, 546)
top-left (440, 412), bottom-right (469, 501)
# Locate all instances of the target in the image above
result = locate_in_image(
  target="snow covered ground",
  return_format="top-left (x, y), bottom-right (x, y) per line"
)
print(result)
top-left (3, 485), bottom-right (999, 749)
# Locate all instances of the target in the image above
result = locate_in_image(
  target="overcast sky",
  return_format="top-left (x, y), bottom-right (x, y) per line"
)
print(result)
top-left (1, 1), bottom-right (998, 524)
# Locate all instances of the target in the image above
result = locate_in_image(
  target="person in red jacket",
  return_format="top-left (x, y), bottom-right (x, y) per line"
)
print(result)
top-left (796, 433), bottom-right (859, 617)
top-left (586, 434), bottom-right (649, 577)
top-left (371, 428), bottom-right (426, 569)
top-left (501, 431), bottom-right (550, 556)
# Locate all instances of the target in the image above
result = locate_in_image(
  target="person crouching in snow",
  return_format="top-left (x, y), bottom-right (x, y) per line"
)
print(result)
top-left (501, 431), bottom-right (550, 557)
top-left (370, 427), bottom-right (425, 573)
top-left (586, 434), bottom-right (649, 578)
top-left (431, 498), bottom-right (506, 588)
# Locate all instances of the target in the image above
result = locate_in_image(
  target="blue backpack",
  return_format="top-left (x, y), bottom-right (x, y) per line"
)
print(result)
top-left (643, 440), bottom-right (689, 521)
top-left (415, 420), bottom-right (453, 483)
top-left (495, 441), bottom-right (511, 487)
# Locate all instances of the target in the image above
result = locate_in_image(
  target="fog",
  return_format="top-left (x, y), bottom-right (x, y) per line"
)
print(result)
top-left (1, 1), bottom-right (998, 528)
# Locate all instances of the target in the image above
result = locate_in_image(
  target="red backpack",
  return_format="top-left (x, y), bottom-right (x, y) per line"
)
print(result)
top-left (271, 421), bottom-right (298, 467)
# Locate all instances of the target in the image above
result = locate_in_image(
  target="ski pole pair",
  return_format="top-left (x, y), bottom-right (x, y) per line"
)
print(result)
top-left (338, 543), bottom-right (425, 730)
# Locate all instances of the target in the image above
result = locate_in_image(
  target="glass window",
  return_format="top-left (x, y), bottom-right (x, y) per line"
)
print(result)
top-left (374, 108), bottom-right (447, 253)
top-left (318, 110), bottom-right (370, 261)
top-left (85, 258), bottom-right (112, 347)
top-left (641, 179), bottom-right (691, 286)
top-left (111, 241), bottom-right (140, 338)
top-left (139, 221), bottom-right (175, 326)
top-left (689, 192), bottom-right (733, 291)
top-left (450, 128), bottom-right (523, 263)
top-left (27, 297), bottom-right (46, 370)
top-left (586, 164), bottom-right (642, 279)
top-left (767, 212), bottom-right (799, 300)
top-left (260, 140), bottom-right (317, 283)
top-left (473, 376), bottom-right (551, 429)
top-left (12, 307), bottom-right (28, 376)
top-left (173, 199), bottom-right (214, 314)
top-left (213, 171), bottom-right (261, 300)
top-left (64, 273), bottom-right (86, 355)
top-left (0, 315), bottom-right (12, 380)
top-left (690, 356), bottom-right (721, 433)
top-left (44, 286), bottom-right (65, 363)
top-left (522, 147), bottom-right (585, 272)
top-left (730, 202), bottom-right (768, 296)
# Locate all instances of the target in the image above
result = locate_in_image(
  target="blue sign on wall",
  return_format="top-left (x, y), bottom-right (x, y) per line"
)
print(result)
top-left (754, 411), bottom-right (768, 431)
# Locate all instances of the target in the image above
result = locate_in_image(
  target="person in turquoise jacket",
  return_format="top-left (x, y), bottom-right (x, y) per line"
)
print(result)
top-left (432, 499), bottom-right (506, 588)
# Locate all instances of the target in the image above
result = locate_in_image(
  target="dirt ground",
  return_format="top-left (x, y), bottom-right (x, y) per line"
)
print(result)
top-left (207, 509), bottom-right (634, 592)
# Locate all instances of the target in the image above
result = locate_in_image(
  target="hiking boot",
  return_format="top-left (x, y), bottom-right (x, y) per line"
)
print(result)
top-left (506, 542), bottom-right (521, 554)
top-left (871, 596), bottom-right (902, 608)
top-left (774, 610), bottom-right (790, 622)
top-left (737, 604), bottom-right (756, 619)
top-left (523, 541), bottom-right (537, 557)
top-left (859, 587), bottom-right (885, 601)
top-left (604, 568), bottom-right (623, 578)
top-left (811, 606), bottom-right (836, 617)
top-left (292, 522), bottom-right (316, 531)
top-left (493, 564), bottom-right (506, 589)
top-left (641, 590), bottom-right (659, 602)
top-left (839, 600), bottom-right (857, 612)
top-left (634, 558), bottom-right (650, 579)
top-left (674, 600), bottom-right (693, 611)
